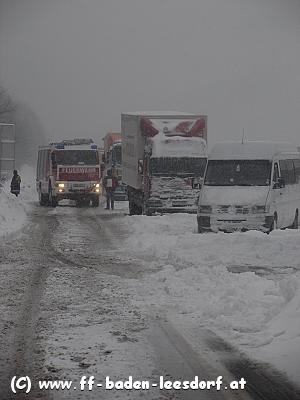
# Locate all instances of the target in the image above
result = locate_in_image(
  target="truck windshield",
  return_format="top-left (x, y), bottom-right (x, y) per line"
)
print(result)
top-left (204, 160), bottom-right (271, 186)
top-left (55, 150), bottom-right (99, 165)
top-left (150, 157), bottom-right (207, 176)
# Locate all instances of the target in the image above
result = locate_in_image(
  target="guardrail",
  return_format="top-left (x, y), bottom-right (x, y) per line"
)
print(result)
top-left (0, 123), bottom-right (15, 180)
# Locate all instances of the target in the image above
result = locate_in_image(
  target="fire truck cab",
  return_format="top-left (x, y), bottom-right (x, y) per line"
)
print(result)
top-left (36, 138), bottom-right (101, 207)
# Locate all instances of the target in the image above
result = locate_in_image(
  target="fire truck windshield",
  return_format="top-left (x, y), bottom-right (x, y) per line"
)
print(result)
top-left (55, 150), bottom-right (99, 165)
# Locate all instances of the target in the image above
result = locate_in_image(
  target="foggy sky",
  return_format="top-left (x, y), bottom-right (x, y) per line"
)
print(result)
top-left (0, 0), bottom-right (300, 149)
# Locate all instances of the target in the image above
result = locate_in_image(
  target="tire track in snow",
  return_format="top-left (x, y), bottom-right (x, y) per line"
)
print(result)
top-left (150, 319), bottom-right (300, 400)
top-left (1, 210), bottom-right (56, 400)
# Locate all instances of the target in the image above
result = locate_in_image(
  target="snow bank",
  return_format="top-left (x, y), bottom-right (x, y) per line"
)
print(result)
top-left (0, 165), bottom-right (36, 237)
top-left (121, 214), bottom-right (300, 383)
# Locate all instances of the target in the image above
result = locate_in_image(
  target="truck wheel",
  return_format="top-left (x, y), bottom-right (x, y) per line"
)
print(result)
top-left (92, 198), bottom-right (99, 207)
top-left (137, 205), bottom-right (143, 215)
top-left (129, 201), bottom-right (136, 215)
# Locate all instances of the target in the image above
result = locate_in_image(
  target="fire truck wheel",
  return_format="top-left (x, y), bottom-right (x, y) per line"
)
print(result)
top-left (48, 187), bottom-right (58, 207)
top-left (38, 189), bottom-right (48, 206)
top-left (76, 199), bottom-right (82, 207)
top-left (92, 198), bottom-right (99, 207)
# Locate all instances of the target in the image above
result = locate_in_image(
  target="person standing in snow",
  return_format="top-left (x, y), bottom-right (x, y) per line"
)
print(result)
top-left (10, 170), bottom-right (21, 197)
top-left (103, 169), bottom-right (118, 210)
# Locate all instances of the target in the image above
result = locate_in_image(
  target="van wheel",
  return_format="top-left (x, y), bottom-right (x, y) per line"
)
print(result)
top-left (269, 214), bottom-right (278, 232)
top-left (291, 210), bottom-right (298, 229)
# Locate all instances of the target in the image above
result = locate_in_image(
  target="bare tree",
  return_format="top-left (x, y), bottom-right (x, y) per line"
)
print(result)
top-left (0, 86), bottom-right (15, 123)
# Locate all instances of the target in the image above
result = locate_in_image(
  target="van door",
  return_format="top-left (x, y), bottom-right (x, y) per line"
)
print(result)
top-left (270, 161), bottom-right (286, 228)
top-left (286, 159), bottom-right (298, 226)
top-left (276, 160), bottom-right (291, 228)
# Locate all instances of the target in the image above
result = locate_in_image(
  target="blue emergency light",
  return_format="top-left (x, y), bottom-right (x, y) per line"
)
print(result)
top-left (91, 144), bottom-right (98, 149)
top-left (55, 144), bottom-right (65, 149)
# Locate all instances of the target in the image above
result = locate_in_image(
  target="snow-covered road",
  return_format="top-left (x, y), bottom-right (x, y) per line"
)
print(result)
top-left (0, 193), bottom-right (300, 399)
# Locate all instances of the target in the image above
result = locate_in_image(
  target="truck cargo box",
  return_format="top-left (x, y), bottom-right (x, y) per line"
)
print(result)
top-left (121, 112), bottom-right (207, 190)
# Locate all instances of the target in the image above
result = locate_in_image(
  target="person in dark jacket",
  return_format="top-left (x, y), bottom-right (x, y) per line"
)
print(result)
top-left (103, 169), bottom-right (118, 210)
top-left (10, 170), bottom-right (21, 197)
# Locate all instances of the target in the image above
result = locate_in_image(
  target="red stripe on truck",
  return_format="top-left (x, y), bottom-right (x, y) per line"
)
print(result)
top-left (58, 166), bottom-right (99, 181)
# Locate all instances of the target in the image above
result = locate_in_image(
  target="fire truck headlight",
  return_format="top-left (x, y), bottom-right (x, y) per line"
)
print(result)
top-left (58, 183), bottom-right (65, 188)
top-left (95, 183), bottom-right (100, 188)
top-left (95, 188), bottom-right (100, 193)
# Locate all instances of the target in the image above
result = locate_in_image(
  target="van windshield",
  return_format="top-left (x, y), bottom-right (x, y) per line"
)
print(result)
top-left (205, 160), bottom-right (271, 186)
top-left (55, 150), bottom-right (99, 165)
top-left (150, 157), bottom-right (207, 176)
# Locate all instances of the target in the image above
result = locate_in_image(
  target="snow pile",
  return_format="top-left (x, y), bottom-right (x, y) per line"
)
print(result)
top-left (0, 165), bottom-right (36, 237)
top-left (121, 214), bottom-right (300, 382)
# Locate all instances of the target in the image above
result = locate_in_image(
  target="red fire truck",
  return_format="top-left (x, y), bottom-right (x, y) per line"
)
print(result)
top-left (36, 139), bottom-right (101, 207)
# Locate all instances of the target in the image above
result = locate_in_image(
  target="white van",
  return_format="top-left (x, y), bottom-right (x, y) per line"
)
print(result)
top-left (197, 141), bottom-right (300, 233)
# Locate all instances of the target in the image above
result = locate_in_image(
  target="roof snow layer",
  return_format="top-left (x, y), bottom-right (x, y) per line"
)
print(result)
top-left (209, 141), bottom-right (299, 160)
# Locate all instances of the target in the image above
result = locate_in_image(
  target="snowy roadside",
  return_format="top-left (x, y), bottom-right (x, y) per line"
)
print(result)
top-left (119, 213), bottom-right (300, 384)
top-left (0, 165), bottom-right (36, 237)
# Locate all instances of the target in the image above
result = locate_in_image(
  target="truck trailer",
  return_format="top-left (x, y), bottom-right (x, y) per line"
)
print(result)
top-left (121, 112), bottom-right (207, 215)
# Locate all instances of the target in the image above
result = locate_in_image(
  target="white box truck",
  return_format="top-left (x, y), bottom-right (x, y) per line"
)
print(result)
top-left (121, 112), bottom-right (207, 215)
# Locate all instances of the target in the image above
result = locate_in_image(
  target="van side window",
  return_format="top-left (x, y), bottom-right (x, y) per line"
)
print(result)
top-left (286, 159), bottom-right (296, 184)
top-left (279, 160), bottom-right (288, 184)
top-left (273, 163), bottom-right (279, 183)
top-left (293, 159), bottom-right (300, 183)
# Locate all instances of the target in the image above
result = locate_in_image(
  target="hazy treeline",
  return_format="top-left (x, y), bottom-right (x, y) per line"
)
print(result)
top-left (0, 85), bottom-right (45, 168)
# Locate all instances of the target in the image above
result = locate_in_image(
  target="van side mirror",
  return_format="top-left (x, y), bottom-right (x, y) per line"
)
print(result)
top-left (278, 177), bottom-right (285, 188)
top-left (273, 177), bottom-right (285, 189)
top-left (138, 159), bottom-right (144, 175)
